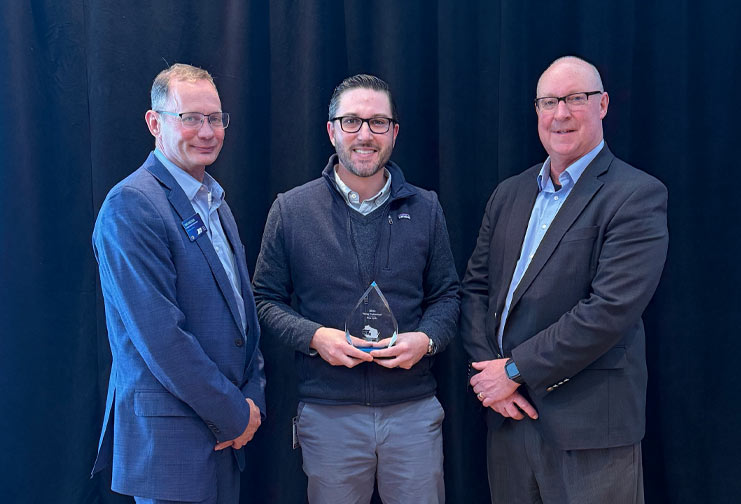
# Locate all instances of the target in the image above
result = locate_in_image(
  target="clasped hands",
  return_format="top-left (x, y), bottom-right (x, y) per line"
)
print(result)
top-left (214, 397), bottom-right (261, 451)
top-left (470, 359), bottom-right (538, 421)
top-left (310, 327), bottom-right (429, 370)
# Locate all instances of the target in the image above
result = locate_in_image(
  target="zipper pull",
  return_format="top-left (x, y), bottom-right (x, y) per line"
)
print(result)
top-left (388, 215), bottom-right (393, 225)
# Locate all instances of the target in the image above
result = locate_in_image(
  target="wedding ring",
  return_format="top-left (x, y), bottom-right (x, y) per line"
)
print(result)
top-left (477, 392), bottom-right (484, 400)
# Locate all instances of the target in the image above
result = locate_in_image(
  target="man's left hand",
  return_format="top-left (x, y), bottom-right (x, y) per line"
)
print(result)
top-left (370, 331), bottom-right (430, 369)
top-left (470, 359), bottom-right (520, 406)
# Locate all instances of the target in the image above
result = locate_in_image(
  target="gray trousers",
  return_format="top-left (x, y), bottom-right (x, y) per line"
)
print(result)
top-left (297, 396), bottom-right (445, 504)
top-left (134, 447), bottom-right (240, 504)
top-left (487, 418), bottom-right (644, 504)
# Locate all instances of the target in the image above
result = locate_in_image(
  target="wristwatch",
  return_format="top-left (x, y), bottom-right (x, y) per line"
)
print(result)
top-left (505, 358), bottom-right (524, 384)
top-left (426, 337), bottom-right (437, 356)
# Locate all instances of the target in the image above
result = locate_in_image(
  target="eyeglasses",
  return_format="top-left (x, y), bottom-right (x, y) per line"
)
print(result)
top-left (330, 116), bottom-right (395, 134)
top-left (156, 111), bottom-right (230, 129)
top-left (534, 91), bottom-right (602, 111)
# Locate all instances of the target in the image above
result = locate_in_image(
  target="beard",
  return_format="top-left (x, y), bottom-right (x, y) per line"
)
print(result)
top-left (334, 138), bottom-right (393, 178)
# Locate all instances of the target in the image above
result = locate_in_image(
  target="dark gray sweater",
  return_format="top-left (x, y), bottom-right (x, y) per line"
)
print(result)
top-left (253, 155), bottom-right (460, 405)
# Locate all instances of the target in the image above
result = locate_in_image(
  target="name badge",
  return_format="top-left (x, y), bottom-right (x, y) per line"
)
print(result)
top-left (182, 214), bottom-right (208, 242)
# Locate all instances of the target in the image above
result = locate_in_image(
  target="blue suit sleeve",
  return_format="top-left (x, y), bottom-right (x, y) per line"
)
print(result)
top-left (241, 348), bottom-right (266, 419)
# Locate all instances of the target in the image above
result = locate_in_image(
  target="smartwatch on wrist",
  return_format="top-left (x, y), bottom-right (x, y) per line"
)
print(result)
top-left (505, 358), bottom-right (524, 384)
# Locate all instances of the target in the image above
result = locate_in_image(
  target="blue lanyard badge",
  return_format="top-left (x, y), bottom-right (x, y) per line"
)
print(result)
top-left (182, 214), bottom-right (208, 242)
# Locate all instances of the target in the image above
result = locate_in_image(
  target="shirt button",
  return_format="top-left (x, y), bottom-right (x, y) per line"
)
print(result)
top-left (554, 195), bottom-right (559, 200)
top-left (235, 338), bottom-right (244, 347)
top-left (541, 224), bottom-right (547, 230)
top-left (529, 253), bottom-right (534, 260)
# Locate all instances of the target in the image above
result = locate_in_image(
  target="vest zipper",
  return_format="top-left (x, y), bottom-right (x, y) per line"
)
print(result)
top-left (384, 214), bottom-right (393, 270)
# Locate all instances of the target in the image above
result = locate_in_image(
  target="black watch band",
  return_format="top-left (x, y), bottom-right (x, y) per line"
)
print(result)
top-left (505, 358), bottom-right (524, 384)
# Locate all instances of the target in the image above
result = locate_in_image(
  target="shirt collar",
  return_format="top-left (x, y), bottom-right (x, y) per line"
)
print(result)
top-left (333, 166), bottom-right (392, 207)
top-left (154, 149), bottom-right (225, 204)
top-left (537, 140), bottom-right (604, 192)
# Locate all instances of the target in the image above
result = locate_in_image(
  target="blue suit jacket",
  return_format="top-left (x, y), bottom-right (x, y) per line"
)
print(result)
top-left (91, 153), bottom-right (265, 501)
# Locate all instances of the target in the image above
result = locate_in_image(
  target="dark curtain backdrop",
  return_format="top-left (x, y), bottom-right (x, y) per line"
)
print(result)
top-left (1, 1), bottom-right (739, 503)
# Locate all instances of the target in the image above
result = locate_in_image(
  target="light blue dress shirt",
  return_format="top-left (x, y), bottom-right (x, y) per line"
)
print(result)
top-left (497, 140), bottom-right (604, 351)
top-left (154, 149), bottom-right (246, 333)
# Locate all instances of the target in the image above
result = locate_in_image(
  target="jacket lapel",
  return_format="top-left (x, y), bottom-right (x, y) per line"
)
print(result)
top-left (217, 201), bottom-right (257, 309)
top-left (145, 155), bottom-right (244, 334)
top-left (496, 172), bottom-right (539, 315)
top-left (508, 148), bottom-right (613, 312)
top-left (218, 203), bottom-right (262, 354)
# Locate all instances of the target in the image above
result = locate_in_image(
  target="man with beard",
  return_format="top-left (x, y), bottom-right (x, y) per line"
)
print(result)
top-left (253, 74), bottom-right (459, 503)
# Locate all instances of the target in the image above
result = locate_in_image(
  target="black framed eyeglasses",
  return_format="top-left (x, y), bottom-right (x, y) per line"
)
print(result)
top-left (156, 111), bottom-right (230, 129)
top-left (534, 91), bottom-right (602, 111)
top-left (330, 116), bottom-right (395, 134)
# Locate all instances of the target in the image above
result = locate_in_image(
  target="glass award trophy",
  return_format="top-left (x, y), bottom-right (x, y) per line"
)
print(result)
top-left (345, 281), bottom-right (398, 352)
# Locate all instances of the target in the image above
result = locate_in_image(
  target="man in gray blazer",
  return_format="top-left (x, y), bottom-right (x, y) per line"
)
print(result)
top-left (92, 64), bottom-right (265, 503)
top-left (460, 56), bottom-right (668, 503)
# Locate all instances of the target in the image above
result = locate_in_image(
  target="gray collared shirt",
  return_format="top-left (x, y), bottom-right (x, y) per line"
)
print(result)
top-left (333, 166), bottom-right (392, 215)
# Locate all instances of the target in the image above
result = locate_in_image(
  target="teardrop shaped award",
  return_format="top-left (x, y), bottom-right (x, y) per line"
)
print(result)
top-left (345, 281), bottom-right (398, 352)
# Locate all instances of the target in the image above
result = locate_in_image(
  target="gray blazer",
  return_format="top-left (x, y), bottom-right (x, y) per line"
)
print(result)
top-left (460, 145), bottom-right (668, 450)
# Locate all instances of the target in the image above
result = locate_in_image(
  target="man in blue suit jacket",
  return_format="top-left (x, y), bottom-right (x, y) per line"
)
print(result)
top-left (91, 64), bottom-right (265, 504)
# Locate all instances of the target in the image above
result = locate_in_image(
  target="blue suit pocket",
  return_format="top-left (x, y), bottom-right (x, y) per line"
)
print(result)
top-left (134, 391), bottom-right (197, 417)
top-left (584, 346), bottom-right (627, 370)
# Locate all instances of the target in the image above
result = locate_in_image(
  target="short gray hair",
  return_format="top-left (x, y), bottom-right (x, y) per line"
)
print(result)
top-left (150, 63), bottom-right (216, 110)
top-left (328, 74), bottom-right (398, 122)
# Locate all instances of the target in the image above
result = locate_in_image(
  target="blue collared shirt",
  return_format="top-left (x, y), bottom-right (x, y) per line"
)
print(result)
top-left (497, 140), bottom-right (604, 350)
top-left (154, 149), bottom-right (246, 332)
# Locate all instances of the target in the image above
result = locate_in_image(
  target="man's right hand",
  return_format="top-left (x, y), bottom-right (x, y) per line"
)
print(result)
top-left (486, 391), bottom-right (538, 420)
top-left (214, 398), bottom-right (262, 451)
top-left (310, 327), bottom-right (373, 368)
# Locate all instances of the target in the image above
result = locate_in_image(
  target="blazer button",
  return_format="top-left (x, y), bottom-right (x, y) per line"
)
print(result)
top-left (235, 338), bottom-right (244, 347)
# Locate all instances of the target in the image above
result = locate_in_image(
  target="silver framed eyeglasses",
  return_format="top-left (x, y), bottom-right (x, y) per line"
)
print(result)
top-left (330, 116), bottom-right (395, 134)
top-left (156, 111), bottom-right (230, 129)
top-left (534, 91), bottom-right (602, 111)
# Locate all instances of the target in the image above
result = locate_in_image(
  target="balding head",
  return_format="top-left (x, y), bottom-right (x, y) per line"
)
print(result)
top-left (535, 56), bottom-right (609, 175)
top-left (537, 56), bottom-right (604, 98)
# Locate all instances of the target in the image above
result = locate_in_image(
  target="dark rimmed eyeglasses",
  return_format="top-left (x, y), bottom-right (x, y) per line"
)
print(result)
top-left (330, 116), bottom-right (395, 134)
top-left (534, 91), bottom-right (602, 111)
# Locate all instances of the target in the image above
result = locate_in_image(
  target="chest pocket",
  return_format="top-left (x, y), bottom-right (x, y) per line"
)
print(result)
top-left (560, 226), bottom-right (599, 243)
